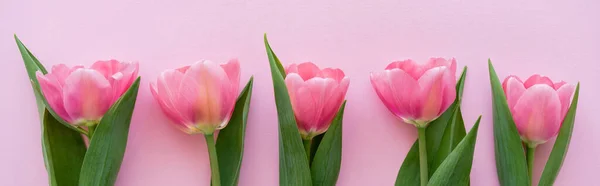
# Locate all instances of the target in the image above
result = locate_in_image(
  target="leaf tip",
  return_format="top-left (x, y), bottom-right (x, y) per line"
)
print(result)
top-left (264, 33), bottom-right (269, 43)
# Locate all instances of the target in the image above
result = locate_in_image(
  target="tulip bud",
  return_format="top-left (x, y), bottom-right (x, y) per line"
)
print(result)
top-left (370, 58), bottom-right (457, 128)
top-left (503, 75), bottom-right (575, 147)
top-left (284, 62), bottom-right (349, 140)
top-left (36, 60), bottom-right (138, 126)
top-left (150, 59), bottom-right (240, 135)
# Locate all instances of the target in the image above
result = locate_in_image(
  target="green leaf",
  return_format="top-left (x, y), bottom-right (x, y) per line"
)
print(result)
top-left (42, 110), bottom-right (87, 186)
top-left (395, 67), bottom-right (468, 186)
top-left (488, 60), bottom-right (529, 186)
top-left (431, 107), bottom-right (467, 174)
top-left (427, 116), bottom-right (481, 186)
top-left (16, 35), bottom-right (87, 134)
top-left (15, 35), bottom-right (48, 121)
top-left (79, 78), bottom-right (141, 186)
top-left (264, 34), bottom-right (312, 186)
top-left (431, 67), bottom-right (468, 174)
top-left (216, 77), bottom-right (254, 186)
top-left (16, 35), bottom-right (87, 186)
top-left (538, 83), bottom-right (580, 186)
top-left (309, 133), bottom-right (325, 164)
top-left (311, 101), bottom-right (346, 186)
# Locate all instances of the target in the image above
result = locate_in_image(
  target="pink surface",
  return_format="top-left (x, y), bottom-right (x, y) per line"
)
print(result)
top-left (1, 1), bottom-right (599, 185)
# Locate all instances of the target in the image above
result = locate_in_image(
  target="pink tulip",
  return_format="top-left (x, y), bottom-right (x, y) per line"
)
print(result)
top-left (284, 62), bottom-right (349, 139)
top-left (36, 60), bottom-right (139, 126)
top-left (370, 58), bottom-right (457, 128)
top-left (503, 75), bottom-right (575, 146)
top-left (150, 59), bottom-right (240, 135)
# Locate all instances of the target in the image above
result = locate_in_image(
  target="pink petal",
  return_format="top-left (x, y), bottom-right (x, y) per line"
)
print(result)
top-left (502, 75), bottom-right (526, 110)
top-left (385, 59), bottom-right (421, 79)
top-left (317, 77), bottom-right (349, 131)
top-left (91, 60), bottom-right (123, 80)
top-left (553, 81), bottom-right (567, 90)
top-left (417, 66), bottom-right (448, 121)
top-left (182, 60), bottom-right (235, 130)
top-left (297, 77), bottom-right (338, 135)
top-left (512, 84), bottom-right (562, 144)
top-left (285, 74), bottom-right (315, 134)
top-left (285, 63), bottom-right (298, 74)
top-left (322, 68), bottom-right (346, 83)
top-left (49, 64), bottom-right (72, 87)
top-left (424, 57), bottom-right (457, 75)
top-left (91, 60), bottom-right (139, 99)
top-left (113, 62), bottom-right (139, 99)
top-left (524, 74), bottom-right (554, 89)
top-left (439, 68), bottom-right (457, 115)
top-left (36, 72), bottom-right (72, 123)
top-left (152, 69), bottom-right (194, 127)
top-left (62, 69), bottom-right (113, 123)
top-left (556, 83), bottom-right (575, 118)
top-left (176, 66), bottom-right (191, 73)
top-left (370, 69), bottom-right (419, 119)
top-left (220, 59), bottom-right (241, 94)
top-left (290, 62), bottom-right (323, 81)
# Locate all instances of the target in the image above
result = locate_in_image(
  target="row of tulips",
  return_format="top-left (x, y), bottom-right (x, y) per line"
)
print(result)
top-left (17, 34), bottom-right (579, 186)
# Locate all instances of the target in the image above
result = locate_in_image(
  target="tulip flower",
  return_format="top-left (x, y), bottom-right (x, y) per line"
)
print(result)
top-left (36, 60), bottom-right (139, 129)
top-left (150, 59), bottom-right (241, 186)
top-left (150, 59), bottom-right (240, 135)
top-left (370, 58), bottom-right (457, 186)
top-left (370, 58), bottom-right (457, 128)
top-left (284, 62), bottom-right (349, 160)
top-left (502, 74), bottom-right (575, 185)
top-left (285, 62), bottom-right (349, 139)
top-left (503, 75), bottom-right (575, 147)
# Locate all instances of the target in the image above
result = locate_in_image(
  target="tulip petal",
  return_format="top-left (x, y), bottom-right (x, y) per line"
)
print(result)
top-left (114, 62), bottom-right (139, 99)
top-left (524, 74), bottom-right (554, 88)
top-left (553, 81), bottom-right (567, 90)
top-left (322, 68), bottom-right (346, 83)
top-left (285, 73), bottom-right (315, 133)
top-left (91, 60), bottom-right (139, 99)
top-left (417, 66), bottom-right (448, 121)
top-left (182, 60), bottom-right (233, 131)
top-left (221, 59), bottom-right (241, 94)
top-left (306, 78), bottom-right (339, 130)
top-left (63, 69), bottom-right (112, 123)
top-left (425, 57), bottom-right (457, 75)
top-left (91, 60), bottom-right (123, 80)
top-left (502, 75), bottom-right (526, 110)
top-left (36, 72), bottom-right (72, 123)
top-left (370, 69), bottom-right (419, 119)
top-left (50, 64), bottom-right (74, 87)
top-left (556, 83), bottom-right (575, 118)
top-left (319, 77), bottom-right (349, 131)
top-left (152, 69), bottom-right (193, 128)
top-left (293, 62), bottom-right (323, 81)
top-left (385, 59), bottom-right (421, 79)
top-left (176, 66), bottom-right (190, 73)
top-left (512, 84), bottom-right (562, 144)
top-left (439, 68), bottom-right (457, 114)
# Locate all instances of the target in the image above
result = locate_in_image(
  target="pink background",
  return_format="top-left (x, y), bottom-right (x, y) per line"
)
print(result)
top-left (1, 0), bottom-right (599, 185)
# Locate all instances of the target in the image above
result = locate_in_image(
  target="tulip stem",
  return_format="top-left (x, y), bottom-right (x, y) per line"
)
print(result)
top-left (303, 139), bottom-right (312, 162)
top-left (418, 127), bottom-right (428, 186)
top-left (527, 146), bottom-right (536, 186)
top-left (205, 134), bottom-right (221, 186)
